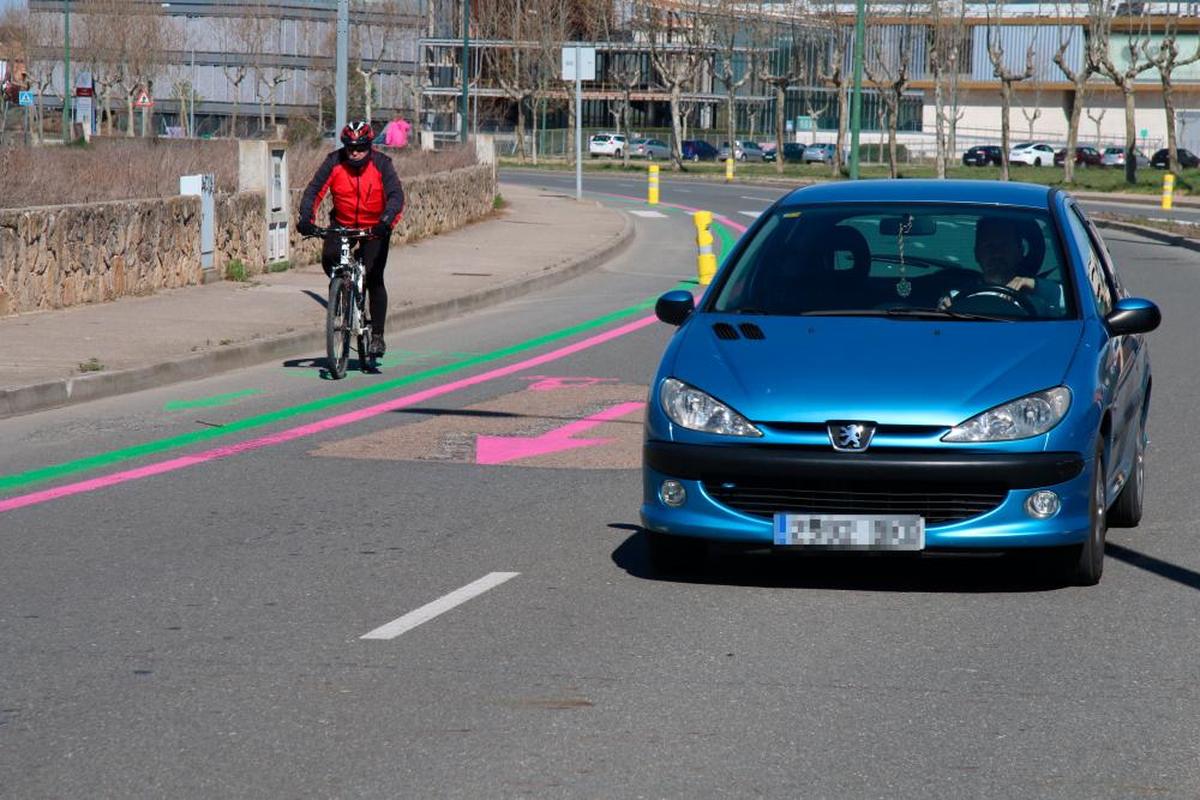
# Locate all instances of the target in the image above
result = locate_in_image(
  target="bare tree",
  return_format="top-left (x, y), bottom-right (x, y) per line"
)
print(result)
top-left (642, 0), bottom-right (709, 167)
top-left (818, 9), bottom-right (853, 177)
top-left (1098, 5), bottom-right (1154, 184)
top-left (984, 0), bottom-right (1037, 180)
top-left (864, 4), bottom-right (918, 178)
top-left (1143, 2), bottom-right (1200, 174)
top-left (758, 0), bottom-right (814, 176)
top-left (1016, 80), bottom-right (1043, 141)
top-left (713, 0), bottom-right (756, 175)
top-left (353, 0), bottom-right (408, 126)
top-left (928, 0), bottom-right (967, 178)
top-left (17, 8), bottom-right (54, 142)
top-left (1053, 0), bottom-right (1106, 183)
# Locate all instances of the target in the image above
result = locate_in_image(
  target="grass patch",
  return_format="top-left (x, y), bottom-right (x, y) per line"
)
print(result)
top-left (224, 258), bottom-right (248, 282)
top-left (1093, 211), bottom-right (1200, 238)
top-left (493, 193), bottom-right (506, 210)
top-left (268, 260), bottom-right (291, 273)
top-left (77, 357), bottom-right (104, 373)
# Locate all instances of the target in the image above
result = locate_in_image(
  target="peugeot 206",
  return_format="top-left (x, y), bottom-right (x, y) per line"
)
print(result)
top-left (642, 180), bottom-right (1161, 585)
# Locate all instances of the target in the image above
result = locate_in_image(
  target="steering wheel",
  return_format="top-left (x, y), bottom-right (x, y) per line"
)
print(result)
top-left (954, 284), bottom-right (1038, 316)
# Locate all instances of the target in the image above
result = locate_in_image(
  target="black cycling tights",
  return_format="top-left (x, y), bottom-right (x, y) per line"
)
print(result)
top-left (322, 236), bottom-right (390, 335)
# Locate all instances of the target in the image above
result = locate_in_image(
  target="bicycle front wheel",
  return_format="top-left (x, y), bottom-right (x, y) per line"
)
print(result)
top-left (326, 276), bottom-right (352, 379)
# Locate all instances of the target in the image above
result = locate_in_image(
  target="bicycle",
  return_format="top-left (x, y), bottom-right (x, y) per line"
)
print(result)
top-left (306, 226), bottom-right (377, 379)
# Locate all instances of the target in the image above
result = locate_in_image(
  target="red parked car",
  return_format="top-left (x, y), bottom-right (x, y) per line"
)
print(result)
top-left (1054, 146), bottom-right (1102, 167)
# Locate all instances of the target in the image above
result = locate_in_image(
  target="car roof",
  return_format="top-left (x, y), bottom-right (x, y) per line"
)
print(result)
top-left (781, 179), bottom-right (1054, 209)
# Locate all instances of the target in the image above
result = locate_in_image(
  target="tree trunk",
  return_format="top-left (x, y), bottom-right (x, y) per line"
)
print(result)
top-left (531, 95), bottom-right (539, 166)
top-left (775, 84), bottom-right (786, 175)
top-left (999, 81), bottom-right (1012, 181)
top-left (515, 99), bottom-right (526, 164)
top-left (104, 88), bottom-right (114, 136)
top-left (126, 96), bottom-right (135, 137)
top-left (668, 83), bottom-right (685, 169)
top-left (622, 95), bottom-right (631, 168)
top-left (230, 98), bottom-right (240, 138)
top-left (886, 99), bottom-right (898, 179)
top-left (1163, 74), bottom-right (1180, 173)
top-left (1123, 85), bottom-right (1137, 185)
top-left (834, 82), bottom-right (848, 177)
top-left (1064, 86), bottom-right (1084, 184)
top-left (934, 78), bottom-right (947, 179)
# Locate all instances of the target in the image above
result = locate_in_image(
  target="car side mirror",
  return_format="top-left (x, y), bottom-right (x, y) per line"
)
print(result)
top-left (1105, 297), bottom-right (1161, 336)
top-left (655, 290), bottom-right (695, 326)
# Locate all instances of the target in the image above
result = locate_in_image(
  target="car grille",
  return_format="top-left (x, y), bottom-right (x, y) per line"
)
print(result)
top-left (703, 477), bottom-right (1007, 525)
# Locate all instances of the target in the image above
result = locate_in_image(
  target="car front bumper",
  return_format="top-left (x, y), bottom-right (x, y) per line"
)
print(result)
top-left (640, 442), bottom-right (1092, 550)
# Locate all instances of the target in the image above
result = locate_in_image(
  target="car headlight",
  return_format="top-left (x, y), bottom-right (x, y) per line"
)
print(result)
top-left (659, 378), bottom-right (762, 437)
top-left (943, 387), bottom-right (1071, 442)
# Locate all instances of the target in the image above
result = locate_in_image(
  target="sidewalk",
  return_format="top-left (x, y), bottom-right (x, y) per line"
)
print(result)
top-left (0, 183), bottom-right (633, 419)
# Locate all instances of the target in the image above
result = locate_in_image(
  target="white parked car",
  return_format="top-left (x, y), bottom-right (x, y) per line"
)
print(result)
top-left (589, 133), bottom-right (627, 158)
top-left (1008, 142), bottom-right (1056, 166)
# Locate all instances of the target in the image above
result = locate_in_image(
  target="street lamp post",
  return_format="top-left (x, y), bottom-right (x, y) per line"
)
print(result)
top-left (848, 0), bottom-right (865, 180)
top-left (460, 0), bottom-right (470, 144)
top-left (63, 0), bottom-right (72, 142)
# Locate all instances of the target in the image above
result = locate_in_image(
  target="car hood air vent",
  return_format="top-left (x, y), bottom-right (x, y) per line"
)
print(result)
top-left (713, 323), bottom-right (741, 340)
top-left (739, 323), bottom-right (765, 340)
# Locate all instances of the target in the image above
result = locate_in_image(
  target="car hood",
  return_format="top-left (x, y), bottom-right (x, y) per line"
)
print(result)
top-left (669, 316), bottom-right (1084, 426)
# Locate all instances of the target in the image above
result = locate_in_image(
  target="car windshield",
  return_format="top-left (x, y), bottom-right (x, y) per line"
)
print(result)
top-left (710, 203), bottom-right (1076, 321)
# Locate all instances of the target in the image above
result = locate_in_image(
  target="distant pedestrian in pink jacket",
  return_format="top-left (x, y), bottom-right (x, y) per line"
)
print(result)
top-left (383, 116), bottom-right (411, 148)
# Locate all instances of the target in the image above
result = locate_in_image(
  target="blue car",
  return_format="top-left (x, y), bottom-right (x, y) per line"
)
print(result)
top-left (642, 180), bottom-right (1161, 585)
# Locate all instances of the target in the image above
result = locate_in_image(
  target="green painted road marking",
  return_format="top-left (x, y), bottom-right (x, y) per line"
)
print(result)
top-left (0, 287), bottom-right (688, 495)
top-left (164, 389), bottom-right (262, 411)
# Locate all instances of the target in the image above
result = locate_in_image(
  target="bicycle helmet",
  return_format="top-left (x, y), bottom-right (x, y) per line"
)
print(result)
top-left (341, 120), bottom-right (374, 150)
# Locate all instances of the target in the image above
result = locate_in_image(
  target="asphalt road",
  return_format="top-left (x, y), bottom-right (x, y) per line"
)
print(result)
top-left (2, 174), bottom-right (1199, 799)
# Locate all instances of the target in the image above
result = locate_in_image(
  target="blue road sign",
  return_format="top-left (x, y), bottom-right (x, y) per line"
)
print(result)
top-left (18, 90), bottom-right (34, 106)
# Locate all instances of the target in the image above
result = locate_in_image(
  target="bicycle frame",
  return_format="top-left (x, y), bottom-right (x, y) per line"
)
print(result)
top-left (334, 235), bottom-right (369, 339)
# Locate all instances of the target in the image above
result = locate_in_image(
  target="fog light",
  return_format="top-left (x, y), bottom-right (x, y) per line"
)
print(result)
top-left (659, 480), bottom-right (687, 508)
top-left (1025, 490), bottom-right (1061, 519)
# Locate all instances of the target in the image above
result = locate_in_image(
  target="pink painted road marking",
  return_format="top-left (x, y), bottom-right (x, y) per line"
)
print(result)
top-left (0, 315), bottom-right (660, 515)
top-left (475, 401), bottom-right (646, 465)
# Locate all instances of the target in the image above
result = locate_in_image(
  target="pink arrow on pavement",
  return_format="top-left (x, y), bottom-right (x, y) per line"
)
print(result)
top-left (475, 401), bottom-right (646, 465)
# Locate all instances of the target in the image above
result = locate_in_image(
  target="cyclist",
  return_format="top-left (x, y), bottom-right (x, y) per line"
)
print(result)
top-left (297, 120), bottom-right (405, 356)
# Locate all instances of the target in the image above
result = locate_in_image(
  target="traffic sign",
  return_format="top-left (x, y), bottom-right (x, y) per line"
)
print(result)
top-left (561, 46), bottom-right (596, 81)
top-left (18, 90), bottom-right (33, 107)
top-left (135, 90), bottom-right (153, 108)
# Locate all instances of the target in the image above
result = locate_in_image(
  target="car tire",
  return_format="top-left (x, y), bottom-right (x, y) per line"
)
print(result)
top-left (691, 153), bottom-right (700, 162)
top-left (1058, 442), bottom-right (1108, 586)
top-left (738, 152), bottom-right (747, 162)
top-left (614, 149), bottom-right (622, 158)
top-left (1034, 157), bottom-right (1042, 167)
top-left (1109, 418), bottom-right (1146, 527)
top-left (645, 529), bottom-right (707, 576)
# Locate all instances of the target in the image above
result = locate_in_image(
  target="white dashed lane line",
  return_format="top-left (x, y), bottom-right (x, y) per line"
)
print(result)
top-left (360, 572), bottom-right (520, 640)
top-left (738, 210), bottom-right (762, 219)
top-left (740, 196), bottom-right (775, 202)
top-left (630, 210), bottom-right (669, 218)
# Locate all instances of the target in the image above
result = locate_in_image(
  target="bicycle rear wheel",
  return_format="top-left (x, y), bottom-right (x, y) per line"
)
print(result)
top-left (326, 276), bottom-right (352, 379)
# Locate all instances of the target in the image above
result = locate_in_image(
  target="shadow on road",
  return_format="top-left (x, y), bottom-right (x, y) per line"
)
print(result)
top-left (1106, 541), bottom-right (1200, 591)
top-left (609, 525), bottom-right (1070, 593)
top-left (281, 356), bottom-right (377, 380)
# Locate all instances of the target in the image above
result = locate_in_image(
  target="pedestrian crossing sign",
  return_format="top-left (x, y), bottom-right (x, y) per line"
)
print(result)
top-left (18, 90), bottom-right (34, 106)
top-left (135, 90), bottom-right (153, 108)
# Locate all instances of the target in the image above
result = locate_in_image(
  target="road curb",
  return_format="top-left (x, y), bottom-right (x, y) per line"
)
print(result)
top-left (0, 208), bottom-right (634, 421)
top-left (1092, 217), bottom-right (1200, 253)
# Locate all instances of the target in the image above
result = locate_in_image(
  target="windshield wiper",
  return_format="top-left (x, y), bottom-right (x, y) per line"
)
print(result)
top-left (883, 307), bottom-right (1014, 322)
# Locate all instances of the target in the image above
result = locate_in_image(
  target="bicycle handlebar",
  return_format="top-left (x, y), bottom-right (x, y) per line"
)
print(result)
top-left (304, 226), bottom-right (374, 240)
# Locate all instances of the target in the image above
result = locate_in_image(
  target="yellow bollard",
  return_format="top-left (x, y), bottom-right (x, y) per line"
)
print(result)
top-left (1162, 172), bottom-right (1176, 210)
top-left (725, 157), bottom-right (734, 182)
top-left (694, 210), bottom-right (717, 285)
top-left (647, 164), bottom-right (660, 205)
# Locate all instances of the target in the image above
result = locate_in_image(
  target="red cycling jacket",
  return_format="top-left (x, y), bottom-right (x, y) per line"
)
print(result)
top-left (299, 149), bottom-right (405, 230)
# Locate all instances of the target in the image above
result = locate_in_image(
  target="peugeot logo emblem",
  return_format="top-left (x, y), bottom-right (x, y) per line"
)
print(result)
top-left (828, 422), bottom-right (876, 452)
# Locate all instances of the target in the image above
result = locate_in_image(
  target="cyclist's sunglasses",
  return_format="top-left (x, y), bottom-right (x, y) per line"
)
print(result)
top-left (346, 142), bottom-right (371, 153)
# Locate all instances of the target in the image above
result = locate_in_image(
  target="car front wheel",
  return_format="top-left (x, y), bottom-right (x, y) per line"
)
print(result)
top-left (1110, 419), bottom-right (1146, 527)
top-left (1059, 443), bottom-right (1108, 585)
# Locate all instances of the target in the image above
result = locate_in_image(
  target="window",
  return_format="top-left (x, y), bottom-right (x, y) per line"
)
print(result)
top-left (1064, 207), bottom-right (1114, 315)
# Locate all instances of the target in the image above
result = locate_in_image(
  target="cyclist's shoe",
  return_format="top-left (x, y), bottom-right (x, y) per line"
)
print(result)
top-left (369, 335), bottom-right (386, 357)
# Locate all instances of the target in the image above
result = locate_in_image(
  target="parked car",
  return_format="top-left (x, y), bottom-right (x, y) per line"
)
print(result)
top-left (962, 145), bottom-right (1002, 167)
top-left (588, 133), bottom-right (627, 158)
top-left (1100, 147), bottom-right (1150, 168)
top-left (1008, 142), bottom-right (1057, 166)
top-left (643, 179), bottom-right (1160, 586)
top-left (630, 137), bottom-right (670, 160)
top-left (762, 144), bottom-right (777, 162)
top-left (1054, 146), bottom-right (1102, 168)
top-left (1150, 148), bottom-right (1200, 169)
top-left (801, 143), bottom-right (839, 164)
top-left (681, 140), bottom-right (720, 162)
top-left (781, 142), bottom-right (807, 163)
top-left (718, 140), bottom-right (767, 162)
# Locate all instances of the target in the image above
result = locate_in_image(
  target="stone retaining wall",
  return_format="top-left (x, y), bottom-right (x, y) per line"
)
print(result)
top-left (0, 162), bottom-right (496, 317)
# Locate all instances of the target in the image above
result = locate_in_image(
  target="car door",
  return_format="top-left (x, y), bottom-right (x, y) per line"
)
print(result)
top-left (1065, 203), bottom-right (1143, 485)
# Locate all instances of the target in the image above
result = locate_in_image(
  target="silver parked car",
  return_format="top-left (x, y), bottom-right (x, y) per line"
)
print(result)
top-left (631, 138), bottom-right (670, 160)
top-left (1100, 146), bottom-right (1150, 168)
top-left (717, 140), bottom-right (767, 162)
top-left (801, 143), bottom-right (839, 164)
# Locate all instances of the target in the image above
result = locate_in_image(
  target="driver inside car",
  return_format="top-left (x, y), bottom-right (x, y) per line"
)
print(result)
top-left (940, 216), bottom-right (1065, 315)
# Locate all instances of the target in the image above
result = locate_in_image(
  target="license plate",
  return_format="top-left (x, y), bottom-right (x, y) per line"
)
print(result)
top-left (773, 514), bottom-right (925, 551)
